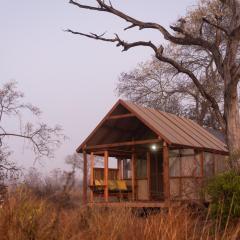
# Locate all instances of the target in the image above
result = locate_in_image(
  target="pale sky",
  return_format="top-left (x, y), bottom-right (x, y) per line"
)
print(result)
top-left (0, 0), bottom-right (197, 175)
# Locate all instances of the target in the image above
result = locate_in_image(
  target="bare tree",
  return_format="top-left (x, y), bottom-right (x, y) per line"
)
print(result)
top-left (65, 152), bottom-right (103, 176)
top-left (0, 81), bottom-right (65, 180)
top-left (117, 53), bottom-right (224, 130)
top-left (67, 0), bottom-right (240, 166)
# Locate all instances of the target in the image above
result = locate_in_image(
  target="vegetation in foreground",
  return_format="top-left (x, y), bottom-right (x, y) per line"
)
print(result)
top-left (0, 186), bottom-right (239, 240)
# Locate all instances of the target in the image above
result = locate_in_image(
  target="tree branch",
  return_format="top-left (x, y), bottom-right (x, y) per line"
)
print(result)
top-left (66, 29), bottom-right (158, 52)
top-left (154, 48), bottom-right (226, 130)
top-left (68, 0), bottom-right (224, 78)
top-left (67, 29), bottom-right (226, 129)
top-left (69, 0), bottom-right (106, 11)
top-left (202, 17), bottom-right (229, 36)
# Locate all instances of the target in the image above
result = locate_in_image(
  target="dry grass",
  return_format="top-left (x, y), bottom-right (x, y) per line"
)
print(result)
top-left (0, 187), bottom-right (240, 240)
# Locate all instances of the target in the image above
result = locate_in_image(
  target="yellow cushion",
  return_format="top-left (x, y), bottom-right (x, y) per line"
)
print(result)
top-left (108, 180), bottom-right (117, 190)
top-left (95, 179), bottom-right (101, 186)
top-left (99, 179), bottom-right (104, 186)
top-left (117, 180), bottom-right (127, 191)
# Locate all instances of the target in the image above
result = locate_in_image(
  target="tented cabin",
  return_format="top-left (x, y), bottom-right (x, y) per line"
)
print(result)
top-left (77, 100), bottom-right (229, 207)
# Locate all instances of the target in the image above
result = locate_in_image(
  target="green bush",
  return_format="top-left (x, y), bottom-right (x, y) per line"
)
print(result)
top-left (206, 171), bottom-right (240, 225)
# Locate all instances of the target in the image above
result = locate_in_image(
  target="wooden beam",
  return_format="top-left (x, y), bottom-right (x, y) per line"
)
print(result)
top-left (90, 152), bottom-right (94, 203)
top-left (170, 144), bottom-right (228, 155)
top-left (89, 201), bottom-right (179, 208)
top-left (92, 151), bottom-right (105, 155)
top-left (131, 151), bottom-right (136, 201)
top-left (104, 151), bottom-right (109, 202)
top-left (170, 176), bottom-right (203, 179)
top-left (163, 142), bottom-right (170, 202)
top-left (82, 149), bottom-right (88, 205)
top-left (93, 149), bottom-right (132, 157)
top-left (86, 138), bottom-right (160, 150)
top-left (107, 113), bottom-right (135, 120)
top-left (147, 151), bottom-right (151, 201)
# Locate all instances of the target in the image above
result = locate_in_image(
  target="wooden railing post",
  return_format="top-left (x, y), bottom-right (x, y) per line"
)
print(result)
top-left (163, 142), bottom-right (170, 202)
top-left (82, 149), bottom-right (88, 205)
top-left (90, 152), bottom-right (94, 203)
top-left (104, 151), bottom-right (109, 202)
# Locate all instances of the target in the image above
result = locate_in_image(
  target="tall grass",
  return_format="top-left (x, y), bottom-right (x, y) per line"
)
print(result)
top-left (0, 187), bottom-right (239, 240)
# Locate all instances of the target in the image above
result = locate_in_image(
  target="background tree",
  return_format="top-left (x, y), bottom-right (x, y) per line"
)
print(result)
top-left (0, 81), bottom-right (65, 182)
top-left (117, 50), bottom-right (224, 130)
top-left (65, 152), bottom-right (102, 176)
top-left (67, 0), bottom-right (240, 166)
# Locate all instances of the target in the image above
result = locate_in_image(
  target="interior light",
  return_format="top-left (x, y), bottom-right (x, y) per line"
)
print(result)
top-left (151, 144), bottom-right (157, 151)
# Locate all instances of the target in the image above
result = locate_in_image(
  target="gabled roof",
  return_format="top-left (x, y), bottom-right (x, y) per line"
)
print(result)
top-left (77, 99), bottom-right (228, 154)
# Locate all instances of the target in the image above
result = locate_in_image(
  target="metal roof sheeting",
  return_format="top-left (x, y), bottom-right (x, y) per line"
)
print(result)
top-left (121, 100), bottom-right (228, 153)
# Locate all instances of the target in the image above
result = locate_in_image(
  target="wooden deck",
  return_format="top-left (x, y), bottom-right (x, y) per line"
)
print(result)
top-left (88, 201), bottom-right (181, 208)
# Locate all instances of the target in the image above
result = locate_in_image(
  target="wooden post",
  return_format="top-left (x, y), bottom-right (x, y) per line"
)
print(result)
top-left (104, 150), bottom-right (109, 202)
top-left (117, 158), bottom-right (121, 180)
top-left (82, 149), bottom-right (88, 205)
top-left (131, 151), bottom-right (136, 201)
top-left (90, 152), bottom-right (94, 203)
top-left (179, 150), bottom-right (182, 198)
top-left (200, 151), bottom-right (205, 201)
top-left (200, 151), bottom-right (204, 177)
top-left (147, 151), bottom-right (151, 200)
top-left (163, 142), bottom-right (170, 202)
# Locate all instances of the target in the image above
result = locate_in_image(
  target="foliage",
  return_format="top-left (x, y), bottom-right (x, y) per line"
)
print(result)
top-left (23, 167), bottom-right (80, 209)
top-left (0, 187), bottom-right (59, 240)
top-left (206, 170), bottom-right (240, 225)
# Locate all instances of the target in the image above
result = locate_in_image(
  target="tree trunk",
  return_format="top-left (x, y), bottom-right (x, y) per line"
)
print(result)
top-left (224, 84), bottom-right (240, 167)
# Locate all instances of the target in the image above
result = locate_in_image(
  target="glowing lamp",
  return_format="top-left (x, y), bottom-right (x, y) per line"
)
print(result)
top-left (151, 144), bottom-right (157, 151)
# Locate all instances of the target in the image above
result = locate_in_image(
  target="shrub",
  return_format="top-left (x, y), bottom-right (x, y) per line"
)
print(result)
top-left (0, 187), bottom-right (59, 240)
top-left (206, 170), bottom-right (240, 225)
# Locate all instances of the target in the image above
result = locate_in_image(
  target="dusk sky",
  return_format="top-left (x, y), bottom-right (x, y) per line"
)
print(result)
top-left (0, 0), bottom-right (196, 174)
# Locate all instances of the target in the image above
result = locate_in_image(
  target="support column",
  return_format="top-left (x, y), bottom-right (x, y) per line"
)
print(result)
top-left (179, 150), bottom-right (182, 198)
top-left (163, 142), bottom-right (170, 202)
top-left (104, 150), bottom-right (109, 202)
top-left (147, 151), bottom-right (151, 200)
top-left (90, 152), bottom-right (94, 203)
top-left (200, 151), bottom-right (205, 201)
top-left (131, 151), bottom-right (136, 201)
top-left (117, 158), bottom-right (122, 180)
top-left (82, 149), bottom-right (88, 205)
top-left (200, 151), bottom-right (204, 177)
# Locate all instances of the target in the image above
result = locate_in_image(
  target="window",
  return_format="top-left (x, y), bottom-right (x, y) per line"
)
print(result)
top-left (169, 149), bottom-right (200, 177)
top-left (204, 152), bottom-right (214, 178)
top-left (123, 159), bottom-right (131, 179)
top-left (181, 149), bottom-right (198, 176)
top-left (169, 150), bottom-right (180, 177)
top-left (137, 158), bottom-right (147, 179)
top-left (215, 154), bottom-right (227, 173)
